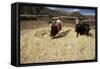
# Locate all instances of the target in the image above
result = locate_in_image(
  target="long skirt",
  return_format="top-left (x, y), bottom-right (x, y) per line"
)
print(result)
top-left (50, 24), bottom-right (58, 37)
top-left (55, 23), bottom-right (62, 32)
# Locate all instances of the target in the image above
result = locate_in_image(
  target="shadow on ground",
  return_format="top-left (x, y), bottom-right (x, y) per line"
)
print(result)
top-left (54, 29), bottom-right (71, 39)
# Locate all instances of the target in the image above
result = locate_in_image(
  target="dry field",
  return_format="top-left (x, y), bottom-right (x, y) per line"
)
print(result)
top-left (20, 20), bottom-right (96, 64)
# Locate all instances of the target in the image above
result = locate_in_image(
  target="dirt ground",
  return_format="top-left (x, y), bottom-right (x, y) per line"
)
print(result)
top-left (20, 20), bottom-right (96, 64)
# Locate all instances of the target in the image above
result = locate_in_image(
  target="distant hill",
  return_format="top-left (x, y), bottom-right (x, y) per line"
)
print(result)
top-left (20, 6), bottom-right (66, 16)
top-left (20, 6), bottom-right (82, 17)
top-left (20, 5), bottom-right (95, 23)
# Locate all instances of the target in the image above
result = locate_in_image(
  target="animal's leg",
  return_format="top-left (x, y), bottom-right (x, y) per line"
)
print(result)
top-left (76, 32), bottom-right (79, 38)
top-left (86, 30), bottom-right (89, 36)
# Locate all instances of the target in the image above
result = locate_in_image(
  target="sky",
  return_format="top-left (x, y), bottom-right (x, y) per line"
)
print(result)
top-left (47, 7), bottom-right (96, 15)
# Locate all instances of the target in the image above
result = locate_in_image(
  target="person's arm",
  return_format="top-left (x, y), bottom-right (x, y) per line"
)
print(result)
top-left (60, 19), bottom-right (63, 26)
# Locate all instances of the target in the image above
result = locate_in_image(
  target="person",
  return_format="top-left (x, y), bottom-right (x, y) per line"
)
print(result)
top-left (75, 18), bottom-right (79, 24)
top-left (48, 16), bottom-right (58, 38)
top-left (48, 16), bottom-right (56, 30)
top-left (75, 18), bottom-right (80, 32)
top-left (55, 17), bottom-right (62, 35)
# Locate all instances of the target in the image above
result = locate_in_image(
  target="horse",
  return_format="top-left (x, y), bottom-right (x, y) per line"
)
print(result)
top-left (75, 22), bottom-right (91, 37)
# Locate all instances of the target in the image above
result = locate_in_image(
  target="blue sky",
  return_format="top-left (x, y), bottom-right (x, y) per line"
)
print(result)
top-left (47, 7), bottom-right (96, 15)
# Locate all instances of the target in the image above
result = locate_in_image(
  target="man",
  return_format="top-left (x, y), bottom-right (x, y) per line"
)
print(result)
top-left (75, 18), bottom-right (80, 32)
top-left (75, 18), bottom-right (79, 24)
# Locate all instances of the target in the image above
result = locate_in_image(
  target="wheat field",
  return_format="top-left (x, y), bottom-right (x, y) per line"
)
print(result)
top-left (20, 21), bottom-right (96, 64)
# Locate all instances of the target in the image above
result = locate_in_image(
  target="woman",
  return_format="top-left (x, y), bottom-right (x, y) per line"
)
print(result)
top-left (55, 17), bottom-right (62, 35)
top-left (48, 17), bottom-right (58, 38)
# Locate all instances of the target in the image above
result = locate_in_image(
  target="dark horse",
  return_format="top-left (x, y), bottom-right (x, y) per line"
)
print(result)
top-left (75, 22), bottom-right (91, 37)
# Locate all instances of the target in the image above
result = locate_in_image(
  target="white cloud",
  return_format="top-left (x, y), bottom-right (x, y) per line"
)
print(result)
top-left (73, 9), bottom-right (80, 12)
top-left (83, 13), bottom-right (95, 15)
top-left (65, 9), bottom-right (80, 12)
top-left (46, 7), bottom-right (57, 10)
top-left (47, 7), bottom-right (80, 13)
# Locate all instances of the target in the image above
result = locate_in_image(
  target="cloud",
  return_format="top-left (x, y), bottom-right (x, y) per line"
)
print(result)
top-left (83, 13), bottom-right (95, 15)
top-left (65, 9), bottom-right (80, 12)
top-left (46, 7), bottom-right (57, 10)
top-left (47, 7), bottom-right (80, 13)
top-left (73, 9), bottom-right (80, 12)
